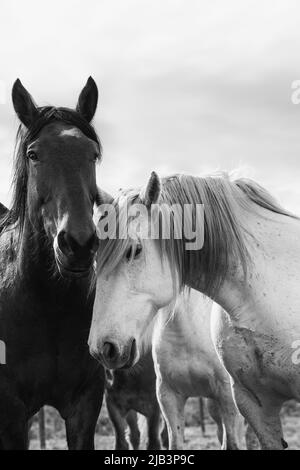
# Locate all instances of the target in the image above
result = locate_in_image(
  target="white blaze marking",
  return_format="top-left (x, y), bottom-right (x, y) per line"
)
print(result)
top-left (59, 128), bottom-right (83, 138)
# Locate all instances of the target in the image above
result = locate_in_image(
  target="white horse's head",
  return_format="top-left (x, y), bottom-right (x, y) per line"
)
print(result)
top-left (88, 172), bottom-right (178, 369)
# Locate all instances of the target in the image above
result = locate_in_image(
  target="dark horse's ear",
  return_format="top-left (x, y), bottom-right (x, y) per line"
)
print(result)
top-left (76, 76), bottom-right (98, 122)
top-left (141, 171), bottom-right (161, 207)
top-left (12, 79), bottom-right (38, 128)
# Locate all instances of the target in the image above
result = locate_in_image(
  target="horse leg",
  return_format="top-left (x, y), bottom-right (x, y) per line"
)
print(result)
top-left (0, 389), bottom-right (28, 450)
top-left (0, 419), bottom-right (28, 450)
top-left (126, 410), bottom-right (140, 450)
top-left (207, 398), bottom-right (224, 447)
top-left (147, 402), bottom-right (162, 450)
top-left (232, 383), bottom-right (284, 450)
top-left (161, 421), bottom-right (169, 449)
top-left (245, 422), bottom-right (260, 450)
top-left (214, 387), bottom-right (245, 450)
top-left (199, 397), bottom-right (206, 436)
top-left (65, 377), bottom-right (104, 450)
top-left (106, 395), bottom-right (129, 450)
top-left (157, 383), bottom-right (186, 450)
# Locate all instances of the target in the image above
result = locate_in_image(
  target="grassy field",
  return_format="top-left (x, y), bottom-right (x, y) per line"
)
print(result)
top-left (29, 399), bottom-right (300, 450)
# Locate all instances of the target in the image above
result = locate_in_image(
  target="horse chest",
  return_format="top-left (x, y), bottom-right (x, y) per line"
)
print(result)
top-left (0, 282), bottom-right (94, 411)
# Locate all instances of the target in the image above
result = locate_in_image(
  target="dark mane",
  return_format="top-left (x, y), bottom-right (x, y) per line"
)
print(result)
top-left (0, 106), bottom-right (102, 238)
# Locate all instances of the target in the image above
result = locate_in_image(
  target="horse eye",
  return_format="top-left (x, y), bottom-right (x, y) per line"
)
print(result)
top-left (134, 245), bottom-right (142, 258)
top-left (27, 151), bottom-right (38, 161)
top-left (126, 246), bottom-right (132, 261)
top-left (126, 244), bottom-right (143, 261)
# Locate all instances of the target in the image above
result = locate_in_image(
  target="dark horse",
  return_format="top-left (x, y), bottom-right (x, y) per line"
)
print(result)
top-left (0, 78), bottom-right (105, 449)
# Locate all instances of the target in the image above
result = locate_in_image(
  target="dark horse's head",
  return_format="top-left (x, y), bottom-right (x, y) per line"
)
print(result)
top-left (8, 77), bottom-right (101, 279)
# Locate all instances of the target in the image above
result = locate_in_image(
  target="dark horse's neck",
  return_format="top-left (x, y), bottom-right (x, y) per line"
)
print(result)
top-left (16, 215), bottom-right (53, 281)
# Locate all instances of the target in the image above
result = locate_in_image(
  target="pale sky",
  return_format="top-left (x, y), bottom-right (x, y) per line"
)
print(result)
top-left (0, 0), bottom-right (300, 213)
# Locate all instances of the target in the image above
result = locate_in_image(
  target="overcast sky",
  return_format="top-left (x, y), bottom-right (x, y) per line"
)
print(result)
top-left (0, 0), bottom-right (300, 213)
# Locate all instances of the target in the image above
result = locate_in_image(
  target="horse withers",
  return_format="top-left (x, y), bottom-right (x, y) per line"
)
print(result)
top-left (0, 78), bottom-right (104, 449)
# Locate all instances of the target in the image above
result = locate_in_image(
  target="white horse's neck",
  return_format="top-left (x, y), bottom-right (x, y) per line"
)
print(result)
top-left (211, 203), bottom-right (300, 332)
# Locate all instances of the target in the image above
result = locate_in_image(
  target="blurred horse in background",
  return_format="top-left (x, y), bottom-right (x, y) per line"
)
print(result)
top-left (0, 78), bottom-right (105, 449)
top-left (105, 354), bottom-right (167, 450)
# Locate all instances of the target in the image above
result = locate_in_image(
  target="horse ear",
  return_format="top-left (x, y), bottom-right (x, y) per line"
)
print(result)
top-left (94, 188), bottom-right (114, 226)
top-left (12, 79), bottom-right (38, 128)
top-left (96, 187), bottom-right (114, 206)
top-left (76, 76), bottom-right (98, 122)
top-left (141, 171), bottom-right (161, 207)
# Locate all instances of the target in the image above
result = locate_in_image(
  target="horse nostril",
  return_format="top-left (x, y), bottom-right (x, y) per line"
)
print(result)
top-left (130, 338), bottom-right (136, 359)
top-left (103, 342), bottom-right (118, 363)
top-left (65, 233), bottom-right (80, 253)
top-left (57, 230), bottom-right (98, 258)
top-left (57, 230), bottom-right (72, 257)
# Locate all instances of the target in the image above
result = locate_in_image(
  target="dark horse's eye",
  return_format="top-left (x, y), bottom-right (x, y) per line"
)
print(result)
top-left (126, 244), bottom-right (143, 261)
top-left (27, 150), bottom-right (38, 161)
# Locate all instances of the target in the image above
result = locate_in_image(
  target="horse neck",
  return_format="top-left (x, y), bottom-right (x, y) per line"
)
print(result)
top-left (17, 214), bottom-right (55, 282)
top-left (205, 204), bottom-right (298, 318)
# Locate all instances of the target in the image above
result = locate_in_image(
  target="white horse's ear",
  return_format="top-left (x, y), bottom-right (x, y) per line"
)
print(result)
top-left (76, 76), bottom-right (98, 122)
top-left (94, 188), bottom-right (114, 225)
top-left (96, 188), bottom-right (114, 206)
top-left (12, 79), bottom-right (39, 128)
top-left (140, 171), bottom-right (161, 207)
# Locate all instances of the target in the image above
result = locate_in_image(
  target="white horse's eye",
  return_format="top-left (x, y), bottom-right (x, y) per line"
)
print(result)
top-left (134, 244), bottom-right (143, 258)
top-left (126, 244), bottom-right (143, 261)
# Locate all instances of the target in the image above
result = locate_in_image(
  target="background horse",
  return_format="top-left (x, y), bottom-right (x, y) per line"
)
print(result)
top-left (152, 290), bottom-right (247, 450)
top-left (0, 78), bottom-right (104, 449)
top-left (105, 354), bottom-right (165, 450)
top-left (89, 171), bottom-right (300, 450)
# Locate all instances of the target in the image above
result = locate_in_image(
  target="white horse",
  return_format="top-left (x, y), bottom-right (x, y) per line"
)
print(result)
top-left (89, 171), bottom-right (300, 450)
